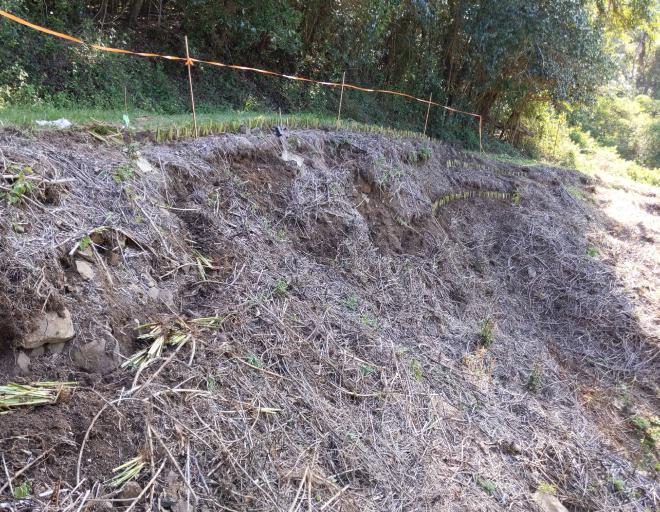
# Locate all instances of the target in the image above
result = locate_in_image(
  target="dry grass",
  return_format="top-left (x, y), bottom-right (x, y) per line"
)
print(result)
top-left (0, 127), bottom-right (657, 511)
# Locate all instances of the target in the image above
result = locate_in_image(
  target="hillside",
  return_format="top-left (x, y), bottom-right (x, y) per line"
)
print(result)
top-left (0, 126), bottom-right (658, 511)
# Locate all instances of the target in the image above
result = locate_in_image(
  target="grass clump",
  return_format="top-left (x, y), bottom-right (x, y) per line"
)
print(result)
top-left (410, 359), bottom-right (424, 381)
top-left (247, 354), bottom-right (264, 368)
top-left (122, 317), bottom-right (223, 370)
top-left (193, 250), bottom-right (215, 281)
top-left (475, 475), bottom-right (497, 495)
top-left (631, 415), bottom-right (660, 451)
top-left (107, 455), bottom-right (146, 488)
top-left (610, 477), bottom-right (626, 493)
top-left (512, 189), bottom-right (522, 206)
top-left (12, 481), bottom-right (31, 498)
top-left (359, 313), bottom-right (378, 329)
top-left (418, 145), bottom-right (432, 160)
top-left (2, 167), bottom-right (35, 206)
top-left (273, 278), bottom-right (289, 297)
top-left (537, 482), bottom-right (557, 495)
top-left (526, 363), bottom-right (542, 393)
top-left (0, 381), bottom-right (76, 413)
top-left (342, 295), bottom-right (359, 311)
top-left (359, 364), bottom-right (375, 377)
top-left (478, 317), bottom-right (495, 348)
top-left (112, 163), bottom-right (134, 183)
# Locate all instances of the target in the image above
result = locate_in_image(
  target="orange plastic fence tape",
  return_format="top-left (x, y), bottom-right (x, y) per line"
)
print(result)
top-left (0, 8), bottom-right (483, 148)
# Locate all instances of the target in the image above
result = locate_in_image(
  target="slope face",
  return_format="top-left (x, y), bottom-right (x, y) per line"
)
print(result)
top-left (0, 128), bottom-right (657, 511)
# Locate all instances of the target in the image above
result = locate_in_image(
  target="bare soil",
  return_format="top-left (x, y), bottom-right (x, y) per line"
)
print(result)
top-left (0, 127), bottom-right (657, 511)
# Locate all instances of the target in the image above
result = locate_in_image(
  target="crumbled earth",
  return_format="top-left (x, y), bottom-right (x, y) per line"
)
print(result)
top-left (0, 127), bottom-right (658, 511)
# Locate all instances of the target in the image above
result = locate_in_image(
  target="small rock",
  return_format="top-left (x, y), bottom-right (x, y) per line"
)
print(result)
top-left (120, 481), bottom-right (142, 500)
top-left (91, 499), bottom-right (113, 511)
top-left (77, 247), bottom-right (95, 262)
top-left (141, 272), bottom-right (157, 288)
top-left (527, 267), bottom-right (537, 279)
top-left (48, 342), bottom-right (67, 354)
top-left (533, 491), bottom-right (569, 512)
top-left (147, 286), bottom-right (160, 300)
top-left (135, 156), bottom-right (155, 174)
top-left (31, 346), bottom-right (45, 357)
top-left (21, 309), bottom-right (75, 349)
top-left (16, 351), bottom-right (31, 375)
top-left (159, 289), bottom-right (175, 308)
top-left (71, 337), bottom-right (120, 374)
top-left (75, 260), bottom-right (95, 281)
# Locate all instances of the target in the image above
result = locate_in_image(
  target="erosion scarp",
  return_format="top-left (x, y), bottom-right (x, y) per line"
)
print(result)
top-left (0, 128), bottom-right (658, 511)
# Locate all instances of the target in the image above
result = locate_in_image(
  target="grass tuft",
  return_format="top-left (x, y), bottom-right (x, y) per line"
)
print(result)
top-left (0, 381), bottom-right (76, 413)
top-left (106, 455), bottom-right (146, 488)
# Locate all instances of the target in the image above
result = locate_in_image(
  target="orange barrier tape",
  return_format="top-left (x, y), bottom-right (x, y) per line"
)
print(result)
top-left (0, 8), bottom-right (483, 148)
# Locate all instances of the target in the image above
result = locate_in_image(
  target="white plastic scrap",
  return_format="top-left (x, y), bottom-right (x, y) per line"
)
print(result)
top-left (35, 118), bottom-right (73, 129)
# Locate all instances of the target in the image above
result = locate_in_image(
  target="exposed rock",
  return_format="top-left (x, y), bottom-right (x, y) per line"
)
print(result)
top-left (147, 286), bottom-right (160, 300)
top-left (48, 342), bottom-right (67, 354)
top-left (159, 289), bottom-right (175, 308)
top-left (20, 309), bottom-right (75, 349)
top-left (77, 246), bottom-right (95, 262)
top-left (120, 481), bottom-right (142, 500)
top-left (135, 156), bottom-right (155, 174)
top-left (147, 286), bottom-right (175, 308)
top-left (31, 346), bottom-right (45, 357)
top-left (75, 260), bottom-right (95, 281)
top-left (71, 337), bottom-right (120, 374)
top-left (533, 492), bottom-right (569, 512)
top-left (16, 351), bottom-right (31, 375)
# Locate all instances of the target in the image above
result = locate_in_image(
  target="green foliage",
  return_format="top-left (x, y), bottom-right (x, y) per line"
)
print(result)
top-left (359, 364), bottom-right (375, 377)
top-left (475, 475), bottom-right (497, 495)
top-left (3, 167), bottom-right (34, 205)
top-left (631, 414), bottom-right (660, 451)
top-left (418, 146), bottom-right (432, 160)
top-left (478, 317), bottom-right (495, 348)
top-left (273, 278), bottom-right (289, 297)
top-left (570, 94), bottom-right (660, 168)
top-left (359, 313), bottom-right (378, 329)
top-left (342, 295), bottom-right (359, 311)
top-left (79, 235), bottom-right (92, 251)
top-left (206, 374), bottom-right (217, 390)
top-left (113, 164), bottom-right (134, 183)
top-left (0, 0), bottom-right (657, 173)
top-left (526, 363), bottom-right (542, 394)
top-left (12, 481), bottom-right (31, 498)
top-left (247, 354), bottom-right (264, 368)
top-left (410, 359), bottom-right (424, 381)
top-left (610, 477), bottom-right (626, 493)
top-left (537, 482), bottom-right (557, 495)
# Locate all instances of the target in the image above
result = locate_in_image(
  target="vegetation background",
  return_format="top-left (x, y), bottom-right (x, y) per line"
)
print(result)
top-left (0, 0), bottom-right (658, 183)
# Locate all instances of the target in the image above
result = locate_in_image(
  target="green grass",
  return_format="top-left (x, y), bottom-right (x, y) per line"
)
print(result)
top-left (0, 105), bottom-right (426, 142)
top-left (479, 132), bottom-right (659, 189)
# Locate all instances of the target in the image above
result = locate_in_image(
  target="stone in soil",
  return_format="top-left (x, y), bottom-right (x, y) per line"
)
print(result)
top-left (20, 309), bottom-right (75, 349)
top-left (75, 259), bottom-right (95, 281)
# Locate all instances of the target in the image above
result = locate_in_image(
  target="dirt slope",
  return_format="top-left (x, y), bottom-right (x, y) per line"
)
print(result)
top-left (0, 127), bottom-right (658, 511)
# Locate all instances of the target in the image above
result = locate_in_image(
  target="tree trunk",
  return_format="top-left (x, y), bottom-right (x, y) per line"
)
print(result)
top-left (128, 0), bottom-right (144, 27)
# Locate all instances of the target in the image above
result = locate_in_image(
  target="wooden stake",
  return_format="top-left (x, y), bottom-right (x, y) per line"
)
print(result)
top-left (479, 116), bottom-right (484, 153)
top-left (552, 119), bottom-right (561, 159)
top-left (124, 85), bottom-right (128, 114)
top-left (184, 36), bottom-right (198, 138)
top-left (336, 71), bottom-right (346, 129)
top-left (423, 92), bottom-right (433, 136)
